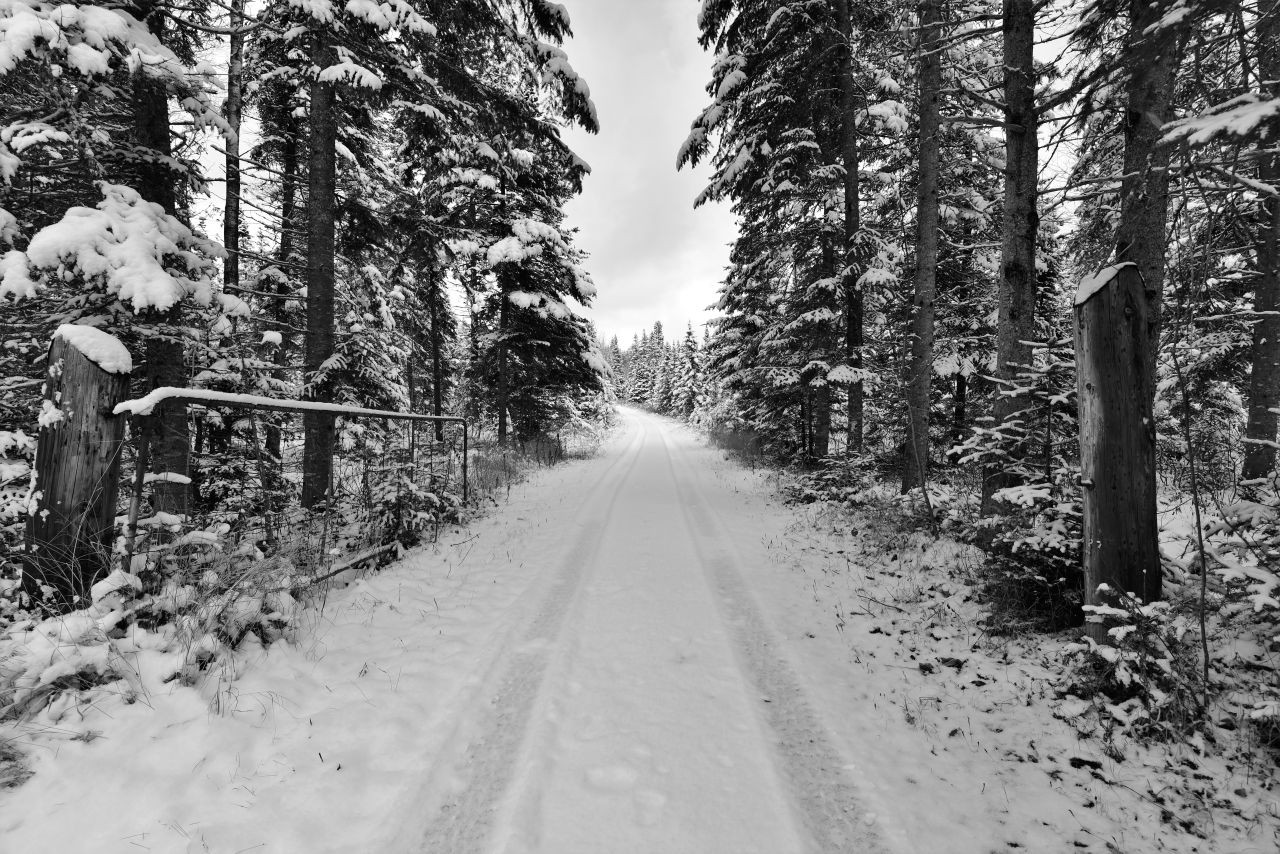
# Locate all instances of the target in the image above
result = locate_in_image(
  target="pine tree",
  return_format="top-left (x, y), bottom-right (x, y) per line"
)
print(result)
top-left (649, 345), bottom-right (676, 413)
top-left (674, 324), bottom-right (702, 418)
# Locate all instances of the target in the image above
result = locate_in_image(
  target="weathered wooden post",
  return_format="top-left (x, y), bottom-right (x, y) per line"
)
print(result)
top-left (23, 326), bottom-right (133, 612)
top-left (1074, 264), bottom-right (1162, 641)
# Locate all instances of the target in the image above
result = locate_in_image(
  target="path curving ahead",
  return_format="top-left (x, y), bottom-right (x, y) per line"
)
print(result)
top-left (414, 407), bottom-right (884, 854)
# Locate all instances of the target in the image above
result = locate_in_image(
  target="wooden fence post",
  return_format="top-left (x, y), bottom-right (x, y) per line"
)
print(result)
top-left (23, 329), bottom-right (132, 612)
top-left (1074, 264), bottom-right (1162, 641)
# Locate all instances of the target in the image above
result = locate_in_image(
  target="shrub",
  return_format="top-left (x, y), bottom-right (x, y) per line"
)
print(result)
top-left (1062, 587), bottom-right (1206, 739)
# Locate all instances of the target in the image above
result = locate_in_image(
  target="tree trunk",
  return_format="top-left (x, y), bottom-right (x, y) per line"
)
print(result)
top-left (903, 0), bottom-right (943, 492)
top-left (982, 0), bottom-right (1039, 513)
top-left (1242, 0), bottom-right (1280, 482)
top-left (266, 120), bottom-right (299, 468)
top-left (223, 0), bottom-right (245, 295)
top-left (1075, 0), bottom-right (1183, 617)
top-left (809, 221), bottom-right (839, 460)
top-left (23, 335), bottom-right (130, 612)
top-left (952, 373), bottom-right (967, 444)
top-left (800, 394), bottom-right (811, 458)
top-left (465, 234), bottom-right (482, 423)
top-left (1076, 267), bottom-right (1161, 635)
top-left (1119, 0), bottom-right (1180, 360)
top-left (132, 1), bottom-right (189, 515)
top-left (833, 0), bottom-right (864, 452)
top-left (813, 382), bottom-right (831, 457)
top-left (301, 32), bottom-right (338, 509)
top-left (496, 269), bottom-right (511, 444)
top-left (427, 254), bottom-right (446, 442)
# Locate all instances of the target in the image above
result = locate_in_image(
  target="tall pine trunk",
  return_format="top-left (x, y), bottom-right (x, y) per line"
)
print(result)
top-left (496, 268), bottom-right (512, 444)
top-left (427, 253), bottom-right (447, 442)
top-left (223, 0), bottom-right (245, 295)
top-left (982, 0), bottom-right (1039, 513)
top-left (1078, 0), bottom-right (1181, 629)
top-left (903, 0), bottom-right (943, 492)
top-left (301, 33), bottom-right (338, 509)
top-left (1242, 0), bottom-right (1280, 482)
top-left (952, 374), bottom-right (967, 442)
top-left (812, 384), bottom-right (831, 457)
top-left (833, 0), bottom-right (864, 452)
top-left (132, 1), bottom-right (188, 515)
top-left (812, 230), bottom-right (840, 459)
top-left (266, 121), bottom-right (300, 467)
top-left (1120, 1), bottom-right (1179, 362)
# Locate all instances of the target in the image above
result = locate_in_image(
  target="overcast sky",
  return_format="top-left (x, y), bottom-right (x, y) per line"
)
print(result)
top-left (559, 0), bottom-right (737, 347)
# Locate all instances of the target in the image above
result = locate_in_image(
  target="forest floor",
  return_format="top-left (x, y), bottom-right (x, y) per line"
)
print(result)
top-left (1, 406), bottom-right (1277, 852)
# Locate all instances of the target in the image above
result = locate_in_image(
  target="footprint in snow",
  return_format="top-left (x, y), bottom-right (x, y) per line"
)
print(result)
top-left (633, 789), bottom-right (667, 827)
top-left (576, 715), bottom-right (612, 742)
top-left (586, 764), bottom-right (639, 792)
top-left (627, 743), bottom-right (653, 765)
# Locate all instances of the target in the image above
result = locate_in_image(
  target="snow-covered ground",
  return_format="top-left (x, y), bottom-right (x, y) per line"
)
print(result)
top-left (2, 407), bottom-right (1277, 852)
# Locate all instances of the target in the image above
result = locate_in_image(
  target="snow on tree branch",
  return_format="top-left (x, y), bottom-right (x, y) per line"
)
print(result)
top-left (1164, 93), bottom-right (1280, 148)
top-left (5, 182), bottom-right (223, 312)
top-left (0, 2), bottom-right (191, 82)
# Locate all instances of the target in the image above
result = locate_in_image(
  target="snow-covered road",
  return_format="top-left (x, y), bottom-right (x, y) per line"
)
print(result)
top-left (0, 408), bottom-right (905, 853)
top-left (412, 407), bottom-right (882, 853)
top-left (13, 405), bottom-right (1219, 854)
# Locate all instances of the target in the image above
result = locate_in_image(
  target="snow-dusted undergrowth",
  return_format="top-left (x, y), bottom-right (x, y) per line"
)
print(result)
top-left (771, 469), bottom-right (1280, 852)
top-left (0, 420), bottom-right (607, 788)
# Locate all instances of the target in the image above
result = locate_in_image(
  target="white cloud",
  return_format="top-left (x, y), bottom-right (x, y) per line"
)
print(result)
top-left (561, 0), bottom-right (737, 344)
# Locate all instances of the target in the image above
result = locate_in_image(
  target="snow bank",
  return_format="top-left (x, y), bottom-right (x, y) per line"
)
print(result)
top-left (53, 324), bottom-right (132, 374)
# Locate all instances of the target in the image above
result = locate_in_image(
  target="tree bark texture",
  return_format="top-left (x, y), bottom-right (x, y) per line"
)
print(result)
top-left (1118, 0), bottom-right (1180, 359)
top-left (1075, 268), bottom-right (1161, 636)
top-left (833, 0), bottom-right (864, 452)
top-left (23, 337), bottom-right (130, 612)
top-left (302, 33), bottom-right (338, 509)
top-left (812, 383), bottom-right (832, 458)
top-left (266, 121), bottom-right (300, 468)
top-left (223, 0), bottom-right (245, 294)
top-left (803, 228), bottom-right (839, 459)
top-left (1075, 0), bottom-right (1184, 614)
top-left (982, 0), bottom-right (1039, 513)
top-left (903, 0), bottom-right (943, 492)
top-left (1242, 0), bottom-right (1280, 481)
top-left (132, 1), bottom-right (189, 515)
top-left (496, 268), bottom-right (512, 444)
top-left (427, 254), bottom-right (447, 442)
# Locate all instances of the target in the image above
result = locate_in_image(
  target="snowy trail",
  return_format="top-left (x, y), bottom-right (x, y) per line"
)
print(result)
top-left (661, 425), bottom-right (885, 852)
top-left (0, 408), bottom-right (889, 854)
top-left (6, 409), bottom-right (1269, 853)
top-left (414, 408), bottom-right (883, 853)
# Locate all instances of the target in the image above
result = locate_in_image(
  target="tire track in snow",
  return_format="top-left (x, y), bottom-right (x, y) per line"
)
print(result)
top-left (652, 416), bottom-right (887, 854)
top-left (415, 417), bottom-right (652, 853)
